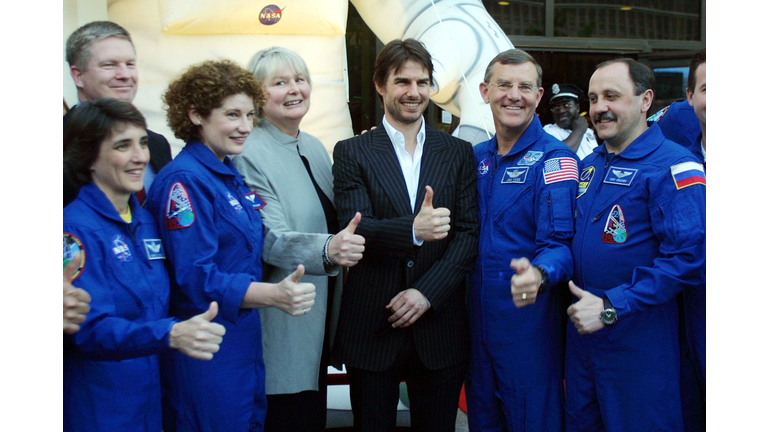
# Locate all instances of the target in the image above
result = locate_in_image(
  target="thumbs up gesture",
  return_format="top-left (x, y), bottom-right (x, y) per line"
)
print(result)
top-left (509, 257), bottom-right (540, 308)
top-left (329, 212), bottom-right (366, 267)
top-left (63, 253), bottom-right (92, 334)
top-left (566, 281), bottom-right (605, 334)
top-left (414, 186), bottom-right (451, 242)
top-left (275, 265), bottom-right (317, 316)
top-left (170, 301), bottom-right (227, 360)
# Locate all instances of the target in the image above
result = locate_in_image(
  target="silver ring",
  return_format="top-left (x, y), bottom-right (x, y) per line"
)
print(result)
top-left (522, 292), bottom-right (527, 301)
top-left (303, 308), bottom-right (308, 314)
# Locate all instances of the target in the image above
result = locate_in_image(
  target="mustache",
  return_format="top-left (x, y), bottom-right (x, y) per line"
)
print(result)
top-left (593, 112), bottom-right (617, 122)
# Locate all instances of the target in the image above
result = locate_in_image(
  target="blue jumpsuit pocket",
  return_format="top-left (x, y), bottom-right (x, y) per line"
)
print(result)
top-left (549, 188), bottom-right (575, 235)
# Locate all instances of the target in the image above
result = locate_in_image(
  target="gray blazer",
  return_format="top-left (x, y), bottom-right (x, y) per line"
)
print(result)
top-left (232, 120), bottom-right (343, 394)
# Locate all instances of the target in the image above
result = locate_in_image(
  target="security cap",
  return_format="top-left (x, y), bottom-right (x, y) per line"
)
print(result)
top-left (549, 83), bottom-right (583, 104)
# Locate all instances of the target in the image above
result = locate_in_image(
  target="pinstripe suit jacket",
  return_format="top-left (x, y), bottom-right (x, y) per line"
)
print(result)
top-left (332, 125), bottom-right (479, 371)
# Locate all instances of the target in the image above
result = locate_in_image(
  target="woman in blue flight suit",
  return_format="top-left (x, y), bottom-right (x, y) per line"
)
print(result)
top-left (145, 60), bottom-right (316, 432)
top-left (63, 99), bottom-right (225, 432)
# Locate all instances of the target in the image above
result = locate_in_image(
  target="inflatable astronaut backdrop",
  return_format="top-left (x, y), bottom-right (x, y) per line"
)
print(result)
top-left (63, 0), bottom-right (513, 154)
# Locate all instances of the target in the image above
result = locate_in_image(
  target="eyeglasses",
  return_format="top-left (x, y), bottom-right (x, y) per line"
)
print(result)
top-left (488, 81), bottom-right (538, 95)
top-left (550, 101), bottom-right (577, 113)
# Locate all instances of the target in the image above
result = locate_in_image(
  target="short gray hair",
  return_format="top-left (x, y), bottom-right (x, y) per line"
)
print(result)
top-left (66, 21), bottom-right (134, 71)
top-left (483, 48), bottom-right (542, 87)
top-left (247, 46), bottom-right (313, 88)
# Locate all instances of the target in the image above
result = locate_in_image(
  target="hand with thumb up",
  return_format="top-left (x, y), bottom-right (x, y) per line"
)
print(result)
top-left (329, 212), bottom-right (366, 267)
top-left (274, 265), bottom-right (317, 316)
top-left (170, 301), bottom-right (227, 360)
top-left (414, 186), bottom-right (451, 242)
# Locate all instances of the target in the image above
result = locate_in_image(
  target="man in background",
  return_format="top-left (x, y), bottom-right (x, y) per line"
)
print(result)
top-left (543, 83), bottom-right (598, 160)
top-left (64, 21), bottom-right (172, 206)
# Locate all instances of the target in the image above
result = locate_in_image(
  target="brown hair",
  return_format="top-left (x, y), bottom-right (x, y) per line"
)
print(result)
top-left (373, 39), bottom-right (434, 105)
top-left (64, 98), bottom-right (147, 188)
top-left (163, 60), bottom-right (265, 143)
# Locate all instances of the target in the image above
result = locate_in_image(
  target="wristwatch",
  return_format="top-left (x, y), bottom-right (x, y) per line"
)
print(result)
top-left (533, 265), bottom-right (550, 293)
top-left (599, 296), bottom-right (618, 326)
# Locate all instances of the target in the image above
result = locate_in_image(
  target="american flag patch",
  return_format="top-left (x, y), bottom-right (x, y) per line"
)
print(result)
top-left (671, 162), bottom-right (706, 189)
top-left (543, 157), bottom-right (579, 184)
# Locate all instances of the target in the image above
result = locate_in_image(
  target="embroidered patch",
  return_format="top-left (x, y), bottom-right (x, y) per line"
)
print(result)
top-left (244, 191), bottom-right (267, 210)
top-left (143, 239), bottom-right (166, 260)
top-left (519, 151), bottom-right (543, 166)
top-left (63, 233), bottom-right (86, 282)
top-left (647, 106), bottom-right (669, 122)
top-left (477, 158), bottom-right (491, 178)
top-left (112, 235), bottom-right (133, 262)
top-left (602, 205), bottom-right (628, 244)
top-left (501, 167), bottom-right (528, 184)
top-left (543, 157), bottom-right (579, 184)
top-left (671, 162), bottom-right (706, 190)
top-left (165, 182), bottom-right (195, 230)
top-left (228, 192), bottom-right (244, 213)
top-left (578, 166), bottom-right (596, 198)
top-left (603, 167), bottom-right (638, 186)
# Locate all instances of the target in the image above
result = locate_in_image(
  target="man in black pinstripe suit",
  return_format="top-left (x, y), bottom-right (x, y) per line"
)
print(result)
top-left (332, 39), bottom-right (479, 432)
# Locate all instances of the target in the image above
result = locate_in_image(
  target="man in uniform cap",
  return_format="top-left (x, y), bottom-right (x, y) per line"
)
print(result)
top-left (543, 83), bottom-right (598, 160)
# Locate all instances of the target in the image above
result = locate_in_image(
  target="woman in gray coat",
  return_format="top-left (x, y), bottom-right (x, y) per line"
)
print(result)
top-left (232, 47), bottom-right (365, 432)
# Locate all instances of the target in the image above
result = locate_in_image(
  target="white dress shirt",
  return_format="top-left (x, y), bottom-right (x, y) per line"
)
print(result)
top-left (381, 115), bottom-right (426, 245)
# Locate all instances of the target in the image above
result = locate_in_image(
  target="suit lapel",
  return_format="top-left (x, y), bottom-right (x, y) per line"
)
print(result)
top-left (368, 127), bottom-right (415, 217)
top-left (416, 127), bottom-right (448, 207)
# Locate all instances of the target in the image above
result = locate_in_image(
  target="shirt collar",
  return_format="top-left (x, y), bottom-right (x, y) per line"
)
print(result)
top-left (381, 115), bottom-right (426, 151)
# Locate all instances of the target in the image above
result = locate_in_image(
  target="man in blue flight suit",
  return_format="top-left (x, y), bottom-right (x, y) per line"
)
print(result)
top-left (648, 49), bottom-right (707, 432)
top-left (466, 48), bottom-right (578, 432)
top-left (566, 58), bottom-right (706, 432)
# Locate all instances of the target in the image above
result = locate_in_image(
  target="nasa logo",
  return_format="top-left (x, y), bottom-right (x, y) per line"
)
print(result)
top-left (477, 158), bottom-right (491, 178)
top-left (112, 235), bottom-right (133, 263)
top-left (259, 5), bottom-right (285, 26)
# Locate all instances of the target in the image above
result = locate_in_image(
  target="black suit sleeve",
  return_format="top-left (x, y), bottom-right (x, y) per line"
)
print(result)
top-left (147, 130), bottom-right (173, 173)
top-left (333, 137), bottom-right (419, 258)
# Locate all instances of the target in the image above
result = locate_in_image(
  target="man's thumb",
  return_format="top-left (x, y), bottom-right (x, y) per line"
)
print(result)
top-left (422, 186), bottom-right (434, 209)
top-left (346, 212), bottom-right (361, 234)
top-left (201, 301), bottom-right (219, 321)
top-left (509, 257), bottom-right (530, 274)
top-left (568, 281), bottom-right (583, 299)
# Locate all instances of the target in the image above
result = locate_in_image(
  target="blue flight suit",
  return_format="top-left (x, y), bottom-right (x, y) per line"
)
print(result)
top-left (651, 101), bottom-right (706, 431)
top-left (63, 182), bottom-right (177, 432)
top-left (648, 100), bottom-right (701, 150)
top-left (145, 142), bottom-right (267, 432)
top-left (467, 116), bottom-right (577, 431)
top-left (566, 123), bottom-right (706, 432)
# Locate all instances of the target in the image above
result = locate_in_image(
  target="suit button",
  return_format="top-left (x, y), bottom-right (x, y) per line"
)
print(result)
top-left (406, 260), bottom-right (414, 268)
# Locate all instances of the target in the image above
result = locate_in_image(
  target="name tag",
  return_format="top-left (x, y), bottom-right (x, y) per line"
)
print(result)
top-left (603, 167), bottom-right (638, 186)
top-left (144, 239), bottom-right (166, 260)
top-left (501, 167), bottom-right (528, 184)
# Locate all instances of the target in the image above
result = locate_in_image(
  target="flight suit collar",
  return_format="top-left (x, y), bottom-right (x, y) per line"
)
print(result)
top-left (594, 122), bottom-right (665, 161)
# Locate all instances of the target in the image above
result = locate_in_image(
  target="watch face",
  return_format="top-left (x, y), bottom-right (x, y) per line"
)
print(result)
top-left (600, 309), bottom-right (618, 325)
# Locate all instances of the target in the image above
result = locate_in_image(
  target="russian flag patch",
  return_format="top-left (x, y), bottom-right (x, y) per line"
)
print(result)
top-left (671, 162), bottom-right (706, 190)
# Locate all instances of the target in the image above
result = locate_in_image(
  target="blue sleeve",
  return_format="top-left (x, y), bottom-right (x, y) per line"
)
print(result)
top-left (147, 172), bottom-right (254, 322)
top-left (606, 163), bottom-right (706, 317)
top-left (64, 228), bottom-right (176, 361)
top-left (531, 151), bottom-right (577, 286)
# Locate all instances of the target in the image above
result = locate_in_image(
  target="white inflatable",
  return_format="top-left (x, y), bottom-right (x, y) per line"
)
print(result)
top-left (63, 0), bottom-right (513, 153)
